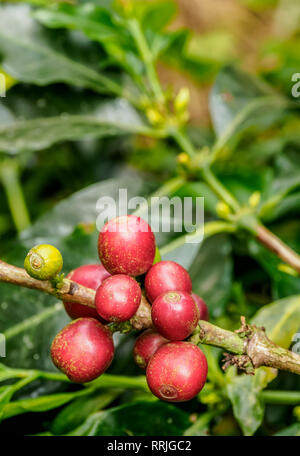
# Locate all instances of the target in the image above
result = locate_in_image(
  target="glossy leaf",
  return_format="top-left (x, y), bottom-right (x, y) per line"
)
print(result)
top-left (141, 0), bottom-right (177, 31)
top-left (226, 368), bottom-right (271, 436)
top-left (209, 66), bottom-right (288, 156)
top-left (248, 240), bottom-right (300, 299)
top-left (51, 389), bottom-right (120, 435)
top-left (35, 3), bottom-right (120, 43)
top-left (1, 389), bottom-right (92, 421)
top-left (0, 84), bottom-right (145, 154)
top-left (0, 4), bottom-right (120, 94)
top-left (34, 3), bottom-right (143, 78)
top-left (252, 295), bottom-right (300, 348)
top-left (189, 235), bottom-right (233, 318)
top-left (259, 152), bottom-right (300, 222)
top-left (67, 401), bottom-right (190, 436)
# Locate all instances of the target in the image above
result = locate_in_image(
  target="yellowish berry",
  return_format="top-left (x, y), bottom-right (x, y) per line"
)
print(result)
top-left (24, 244), bottom-right (63, 281)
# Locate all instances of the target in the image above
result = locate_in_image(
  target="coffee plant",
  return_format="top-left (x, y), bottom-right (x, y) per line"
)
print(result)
top-left (0, 0), bottom-right (300, 437)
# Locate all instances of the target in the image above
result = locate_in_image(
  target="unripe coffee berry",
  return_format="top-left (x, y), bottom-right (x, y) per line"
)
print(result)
top-left (24, 244), bottom-right (63, 280)
top-left (98, 215), bottom-right (156, 276)
top-left (64, 264), bottom-right (110, 321)
top-left (133, 329), bottom-right (168, 369)
top-left (192, 293), bottom-right (209, 321)
top-left (51, 318), bottom-right (114, 383)
top-left (95, 274), bottom-right (141, 322)
top-left (152, 291), bottom-right (199, 340)
top-left (146, 342), bottom-right (208, 402)
top-left (145, 261), bottom-right (192, 303)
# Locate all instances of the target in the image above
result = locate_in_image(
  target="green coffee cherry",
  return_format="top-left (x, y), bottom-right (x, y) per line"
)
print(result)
top-left (153, 247), bottom-right (161, 265)
top-left (24, 244), bottom-right (63, 281)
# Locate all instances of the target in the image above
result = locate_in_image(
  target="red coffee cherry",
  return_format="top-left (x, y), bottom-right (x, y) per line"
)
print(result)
top-left (151, 291), bottom-right (199, 340)
top-left (192, 293), bottom-right (209, 321)
top-left (51, 318), bottom-right (114, 383)
top-left (146, 342), bottom-right (208, 402)
top-left (63, 264), bottom-right (110, 321)
top-left (95, 274), bottom-right (141, 322)
top-left (133, 329), bottom-right (168, 369)
top-left (98, 215), bottom-right (156, 276)
top-left (145, 261), bottom-right (192, 303)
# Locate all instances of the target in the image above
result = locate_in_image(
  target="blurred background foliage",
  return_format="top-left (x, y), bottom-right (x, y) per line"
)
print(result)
top-left (0, 0), bottom-right (300, 437)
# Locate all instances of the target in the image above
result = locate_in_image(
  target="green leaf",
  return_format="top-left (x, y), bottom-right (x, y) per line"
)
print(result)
top-left (67, 401), bottom-right (190, 436)
top-left (0, 363), bottom-right (23, 382)
top-left (141, 0), bottom-right (177, 31)
top-left (209, 66), bottom-right (288, 157)
top-left (34, 3), bottom-right (143, 78)
top-left (0, 4), bottom-right (120, 94)
top-left (248, 237), bottom-right (300, 300)
top-left (51, 389), bottom-right (120, 435)
top-left (226, 368), bottom-right (271, 436)
top-left (251, 295), bottom-right (300, 348)
top-left (259, 152), bottom-right (300, 222)
top-left (175, 180), bottom-right (219, 218)
top-left (162, 29), bottom-right (219, 84)
top-left (210, 66), bottom-right (283, 136)
top-left (0, 102), bottom-right (144, 155)
top-left (0, 385), bottom-right (15, 408)
top-left (1, 388), bottom-right (93, 421)
top-left (20, 170), bottom-right (150, 246)
top-left (275, 423), bottom-right (300, 436)
top-left (189, 235), bottom-right (233, 318)
top-left (226, 295), bottom-right (300, 435)
top-left (263, 192), bottom-right (300, 223)
top-left (35, 3), bottom-right (120, 43)
top-left (216, 169), bottom-right (270, 206)
top-left (0, 84), bottom-right (145, 154)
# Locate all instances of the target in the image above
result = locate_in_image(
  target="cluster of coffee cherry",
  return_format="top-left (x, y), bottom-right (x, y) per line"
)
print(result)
top-left (24, 215), bottom-right (209, 402)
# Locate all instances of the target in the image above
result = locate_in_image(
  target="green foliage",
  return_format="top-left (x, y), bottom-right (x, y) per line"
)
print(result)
top-left (51, 389), bottom-right (121, 435)
top-left (0, 5), bottom-right (117, 93)
top-left (275, 423), bottom-right (300, 436)
top-left (226, 295), bottom-right (300, 435)
top-left (0, 0), bottom-right (299, 437)
top-left (0, 85), bottom-right (146, 154)
top-left (67, 401), bottom-right (190, 436)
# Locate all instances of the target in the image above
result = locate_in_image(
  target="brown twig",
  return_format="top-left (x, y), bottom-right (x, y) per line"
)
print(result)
top-left (190, 317), bottom-right (300, 377)
top-left (247, 325), bottom-right (300, 375)
top-left (256, 225), bottom-right (300, 275)
top-left (0, 260), bottom-right (152, 330)
top-left (0, 260), bottom-right (96, 308)
top-left (1, 259), bottom-right (300, 375)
